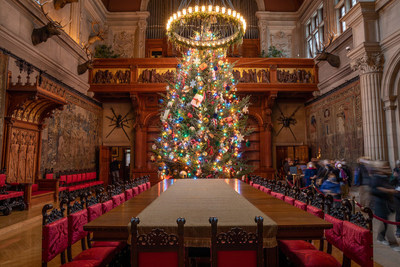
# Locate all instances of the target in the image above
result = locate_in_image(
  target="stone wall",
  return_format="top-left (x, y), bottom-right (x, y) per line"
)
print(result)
top-left (0, 52), bottom-right (8, 164)
top-left (305, 78), bottom-right (363, 165)
top-left (40, 94), bottom-right (102, 173)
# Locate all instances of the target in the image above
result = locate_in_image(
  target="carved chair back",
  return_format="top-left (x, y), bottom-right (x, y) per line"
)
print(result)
top-left (130, 217), bottom-right (186, 267)
top-left (41, 200), bottom-right (68, 266)
top-left (209, 216), bottom-right (264, 267)
top-left (67, 195), bottom-right (88, 262)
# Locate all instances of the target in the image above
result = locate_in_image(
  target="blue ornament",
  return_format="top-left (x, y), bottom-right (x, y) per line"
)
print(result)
top-left (177, 64), bottom-right (182, 68)
top-left (213, 113), bottom-right (218, 119)
top-left (159, 99), bottom-right (164, 103)
top-left (226, 85), bottom-right (231, 91)
top-left (179, 116), bottom-right (184, 122)
top-left (214, 66), bottom-right (218, 71)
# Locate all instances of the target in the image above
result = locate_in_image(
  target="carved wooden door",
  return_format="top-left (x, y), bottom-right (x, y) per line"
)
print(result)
top-left (99, 146), bottom-right (110, 187)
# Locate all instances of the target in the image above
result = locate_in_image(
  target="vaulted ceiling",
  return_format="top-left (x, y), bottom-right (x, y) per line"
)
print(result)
top-left (101, 0), bottom-right (304, 12)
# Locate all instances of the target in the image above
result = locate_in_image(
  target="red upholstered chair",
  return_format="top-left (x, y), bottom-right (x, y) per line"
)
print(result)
top-left (138, 183), bottom-right (145, 194)
top-left (306, 192), bottom-right (324, 219)
top-left (209, 216), bottom-right (264, 267)
top-left (130, 217), bottom-right (186, 267)
top-left (284, 196), bottom-right (295, 205)
top-left (112, 195), bottom-right (122, 208)
top-left (294, 200), bottom-right (307, 211)
top-left (102, 199), bottom-right (114, 213)
top-left (133, 186), bottom-right (140, 197)
top-left (274, 193), bottom-right (285, 201)
top-left (249, 181), bottom-right (254, 186)
top-left (0, 173), bottom-right (25, 215)
top-left (42, 201), bottom-right (101, 267)
top-left (66, 197), bottom-right (117, 265)
top-left (341, 205), bottom-right (374, 267)
top-left (290, 250), bottom-right (341, 267)
top-left (125, 189), bottom-right (134, 201)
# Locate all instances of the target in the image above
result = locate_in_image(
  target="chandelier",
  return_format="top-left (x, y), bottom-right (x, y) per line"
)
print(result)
top-left (166, 1), bottom-right (246, 50)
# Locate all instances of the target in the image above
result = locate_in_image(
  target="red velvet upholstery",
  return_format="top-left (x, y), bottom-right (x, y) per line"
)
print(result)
top-left (45, 173), bottom-right (54, 179)
top-left (59, 187), bottom-right (67, 192)
top-left (102, 200), bottom-right (113, 213)
top-left (88, 203), bottom-right (103, 222)
top-left (67, 175), bottom-right (73, 184)
top-left (60, 175), bottom-right (67, 183)
top-left (252, 184), bottom-right (260, 190)
top-left (264, 188), bottom-right (272, 194)
top-left (82, 173), bottom-right (87, 181)
top-left (284, 196), bottom-right (295, 205)
top-left (133, 187), bottom-right (139, 196)
top-left (68, 210), bottom-right (88, 246)
top-left (307, 205), bottom-right (324, 219)
top-left (73, 246), bottom-right (115, 263)
top-left (118, 193), bottom-right (125, 203)
top-left (146, 181), bottom-right (151, 190)
top-left (112, 195), bottom-right (121, 208)
top-left (72, 174), bottom-right (78, 183)
top-left (138, 184), bottom-right (145, 193)
top-left (274, 193), bottom-right (285, 201)
top-left (61, 260), bottom-right (102, 267)
top-left (294, 200), bottom-right (307, 211)
top-left (259, 186), bottom-right (266, 192)
top-left (125, 189), bottom-right (134, 200)
top-left (217, 250), bottom-right (257, 267)
top-left (291, 250), bottom-right (341, 267)
top-left (138, 251), bottom-right (178, 267)
top-left (77, 174), bottom-right (82, 182)
top-left (32, 184), bottom-right (39, 192)
top-left (42, 217), bottom-right (68, 263)
top-left (0, 174), bottom-right (6, 187)
top-left (249, 181), bottom-right (253, 186)
top-left (342, 221), bottom-right (373, 267)
top-left (324, 215), bottom-right (343, 251)
top-left (278, 240), bottom-right (316, 259)
top-left (0, 191), bottom-right (24, 200)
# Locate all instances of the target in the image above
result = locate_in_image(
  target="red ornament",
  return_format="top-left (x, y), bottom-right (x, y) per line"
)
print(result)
top-left (188, 113), bottom-right (193, 118)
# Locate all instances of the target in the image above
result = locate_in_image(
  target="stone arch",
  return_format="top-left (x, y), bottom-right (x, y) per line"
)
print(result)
top-left (382, 47), bottom-right (400, 101)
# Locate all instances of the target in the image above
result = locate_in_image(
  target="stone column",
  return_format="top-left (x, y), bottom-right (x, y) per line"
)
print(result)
top-left (136, 19), bottom-right (147, 58)
top-left (257, 19), bottom-right (269, 55)
top-left (351, 53), bottom-right (387, 160)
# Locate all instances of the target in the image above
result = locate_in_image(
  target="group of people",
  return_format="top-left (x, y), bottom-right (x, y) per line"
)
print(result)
top-left (283, 157), bottom-right (400, 250)
top-left (283, 158), bottom-right (352, 199)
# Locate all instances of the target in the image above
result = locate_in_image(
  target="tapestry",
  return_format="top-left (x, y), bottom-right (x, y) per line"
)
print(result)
top-left (305, 80), bottom-right (363, 165)
top-left (0, 52), bottom-right (8, 165)
top-left (40, 100), bottom-right (102, 173)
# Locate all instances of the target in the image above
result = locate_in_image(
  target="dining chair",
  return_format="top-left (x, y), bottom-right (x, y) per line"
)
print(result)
top-left (209, 216), bottom-right (264, 267)
top-left (130, 217), bottom-right (186, 267)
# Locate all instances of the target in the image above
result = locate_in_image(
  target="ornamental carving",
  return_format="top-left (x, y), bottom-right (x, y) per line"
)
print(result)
top-left (7, 128), bottom-right (38, 183)
top-left (277, 69), bottom-right (314, 83)
top-left (138, 69), bottom-right (175, 83)
top-left (216, 227), bottom-right (257, 245)
top-left (137, 228), bottom-right (179, 246)
top-left (92, 69), bottom-right (131, 84)
top-left (351, 53), bottom-right (384, 73)
top-left (232, 69), bottom-right (270, 83)
top-left (113, 31), bottom-right (135, 58)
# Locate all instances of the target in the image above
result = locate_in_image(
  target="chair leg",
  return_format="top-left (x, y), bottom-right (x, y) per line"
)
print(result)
top-left (319, 238), bottom-right (324, 251)
top-left (343, 255), bottom-right (351, 267)
top-left (327, 242), bottom-right (332, 254)
top-left (81, 238), bottom-right (87, 250)
top-left (67, 247), bottom-right (73, 262)
top-left (87, 235), bottom-right (92, 248)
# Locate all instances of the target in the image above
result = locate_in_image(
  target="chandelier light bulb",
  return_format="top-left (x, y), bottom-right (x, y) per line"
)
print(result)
top-left (222, 7), bottom-right (226, 14)
top-left (232, 11), bottom-right (236, 17)
top-left (188, 7), bottom-right (192, 13)
top-left (208, 5), bottom-right (212, 12)
top-left (215, 6), bottom-right (220, 12)
top-left (182, 9), bottom-right (186, 15)
top-left (201, 5), bottom-right (206, 12)
top-left (228, 9), bottom-right (232, 15)
top-left (195, 5), bottom-right (199, 12)
top-left (177, 11), bottom-right (181, 17)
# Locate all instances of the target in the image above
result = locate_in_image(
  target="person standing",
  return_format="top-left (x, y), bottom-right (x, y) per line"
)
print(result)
top-left (304, 162), bottom-right (317, 187)
top-left (370, 160), bottom-right (397, 246)
top-left (390, 160), bottom-right (400, 238)
top-left (110, 157), bottom-right (120, 184)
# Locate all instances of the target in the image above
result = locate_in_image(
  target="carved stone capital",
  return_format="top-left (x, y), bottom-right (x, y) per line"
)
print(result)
top-left (351, 53), bottom-right (384, 74)
top-left (138, 19), bottom-right (147, 31)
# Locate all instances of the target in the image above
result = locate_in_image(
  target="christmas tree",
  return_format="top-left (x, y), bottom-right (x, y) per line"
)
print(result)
top-left (152, 35), bottom-right (252, 179)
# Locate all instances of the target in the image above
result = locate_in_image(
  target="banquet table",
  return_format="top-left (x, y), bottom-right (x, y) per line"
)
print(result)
top-left (84, 179), bottom-right (332, 265)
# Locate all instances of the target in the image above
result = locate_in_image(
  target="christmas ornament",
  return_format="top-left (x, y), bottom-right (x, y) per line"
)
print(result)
top-left (187, 113), bottom-right (193, 118)
top-left (199, 63), bottom-right (208, 70)
top-left (190, 79), bottom-right (196, 88)
top-left (183, 85), bottom-right (190, 92)
top-left (179, 171), bottom-right (187, 178)
top-left (242, 105), bottom-right (249, 114)
top-left (237, 134), bottom-right (244, 142)
top-left (191, 94), bottom-right (204, 107)
top-left (246, 140), bottom-right (251, 147)
top-left (152, 144), bottom-right (157, 150)
top-left (214, 66), bottom-right (218, 71)
top-left (150, 155), bottom-right (155, 162)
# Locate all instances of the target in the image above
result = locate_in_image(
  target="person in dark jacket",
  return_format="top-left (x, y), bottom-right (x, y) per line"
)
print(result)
top-left (320, 173), bottom-right (341, 200)
top-left (370, 160), bottom-right (397, 246)
top-left (391, 160), bottom-right (400, 237)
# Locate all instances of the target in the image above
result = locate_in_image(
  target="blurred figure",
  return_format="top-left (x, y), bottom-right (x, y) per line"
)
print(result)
top-left (313, 160), bottom-right (331, 186)
top-left (370, 160), bottom-right (397, 246)
top-left (337, 163), bottom-right (349, 198)
top-left (355, 157), bottom-right (372, 207)
top-left (320, 172), bottom-right (341, 200)
top-left (110, 157), bottom-right (120, 184)
top-left (304, 162), bottom-right (317, 187)
top-left (283, 158), bottom-right (290, 175)
top-left (390, 160), bottom-right (400, 237)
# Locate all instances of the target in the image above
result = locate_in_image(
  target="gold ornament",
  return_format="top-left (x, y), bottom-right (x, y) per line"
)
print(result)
top-left (179, 171), bottom-right (188, 178)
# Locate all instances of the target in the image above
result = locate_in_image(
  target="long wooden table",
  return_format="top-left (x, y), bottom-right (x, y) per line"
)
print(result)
top-left (84, 179), bottom-right (332, 265)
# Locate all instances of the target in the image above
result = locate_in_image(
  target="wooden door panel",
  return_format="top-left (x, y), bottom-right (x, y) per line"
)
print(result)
top-left (99, 146), bottom-right (110, 187)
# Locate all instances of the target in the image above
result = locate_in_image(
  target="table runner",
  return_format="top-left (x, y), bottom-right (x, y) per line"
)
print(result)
top-left (134, 179), bottom-right (277, 248)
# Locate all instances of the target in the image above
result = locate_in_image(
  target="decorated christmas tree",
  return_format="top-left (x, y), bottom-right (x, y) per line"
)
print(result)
top-left (152, 4), bottom-right (252, 179)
